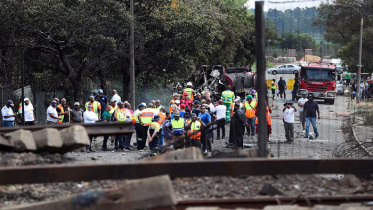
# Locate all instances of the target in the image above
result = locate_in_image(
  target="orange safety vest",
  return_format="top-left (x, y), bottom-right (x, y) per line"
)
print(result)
top-left (182, 88), bottom-right (194, 100)
top-left (244, 101), bottom-right (257, 118)
top-left (169, 99), bottom-right (175, 113)
top-left (186, 121), bottom-right (201, 139)
top-left (158, 112), bottom-right (166, 124)
top-left (255, 107), bottom-right (271, 125)
top-left (57, 104), bottom-right (70, 124)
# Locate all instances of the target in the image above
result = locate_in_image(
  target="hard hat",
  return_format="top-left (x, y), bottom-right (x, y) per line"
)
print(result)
top-left (251, 89), bottom-right (257, 95)
top-left (187, 82), bottom-right (192, 86)
top-left (246, 95), bottom-right (253, 99)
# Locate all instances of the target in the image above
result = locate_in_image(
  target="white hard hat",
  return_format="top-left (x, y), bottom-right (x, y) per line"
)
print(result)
top-left (187, 82), bottom-right (192, 86)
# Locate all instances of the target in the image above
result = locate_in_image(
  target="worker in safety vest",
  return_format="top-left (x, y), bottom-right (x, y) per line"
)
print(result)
top-left (85, 96), bottom-right (101, 121)
top-left (123, 102), bottom-right (136, 151)
top-left (185, 113), bottom-right (203, 149)
top-left (147, 115), bottom-right (161, 156)
top-left (243, 95), bottom-right (257, 140)
top-left (138, 103), bottom-right (156, 151)
top-left (56, 98), bottom-right (71, 124)
top-left (182, 82), bottom-right (195, 100)
top-left (114, 102), bottom-right (135, 151)
top-left (169, 93), bottom-right (179, 113)
top-left (221, 85), bottom-right (235, 121)
top-left (271, 79), bottom-right (276, 100)
top-left (255, 104), bottom-right (272, 142)
top-left (165, 112), bottom-right (185, 149)
top-left (154, 100), bottom-right (164, 111)
top-left (134, 103), bottom-right (146, 150)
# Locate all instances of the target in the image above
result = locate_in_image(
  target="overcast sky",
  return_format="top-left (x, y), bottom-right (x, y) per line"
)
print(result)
top-left (246, 0), bottom-right (326, 11)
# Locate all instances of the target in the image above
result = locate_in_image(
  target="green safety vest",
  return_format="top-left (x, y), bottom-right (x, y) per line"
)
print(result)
top-left (154, 105), bottom-right (163, 111)
top-left (271, 82), bottom-right (276, 90)
top-left (221, 90), bottom-right (234, 103)
top-left (133, 109), bottom-right (141, 123)
top-left (346, 72), bottom-right (351, 79)
top-left (171, 118), bottom-right (185, 135)
top-left (140, 108), bottom-right (154, 125)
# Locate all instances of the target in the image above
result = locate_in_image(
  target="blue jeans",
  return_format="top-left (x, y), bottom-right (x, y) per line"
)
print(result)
top-left (115, 135), bottom-right (124, 150)
top-left (305, 117), bottom-right (319, 137)
top-left (124, 135), bottom-right (131, 149)
top-left (86, 137), bottom-right (93, 150)
top-left (2, 121), bottom-right (14, 127)
top-left (159, 135), bottom-right (164, 146)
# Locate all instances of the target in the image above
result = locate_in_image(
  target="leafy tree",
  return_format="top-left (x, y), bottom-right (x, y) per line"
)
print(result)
top-left (278, 31), bottom-right (319, 50)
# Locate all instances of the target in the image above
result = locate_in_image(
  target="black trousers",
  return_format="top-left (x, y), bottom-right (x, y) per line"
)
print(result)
top-left (135, 123), bottom-right (143, 150)
top-left (278, 88), bottom-right (286, 98)
top-left (24, 121), bottom-right (35, 126)
top-left (216, 118), bottom-right (225, 138)
top-left (140, 126), bottom-right (149, 150)
top-left (201, 128), bottom-right (212, 151)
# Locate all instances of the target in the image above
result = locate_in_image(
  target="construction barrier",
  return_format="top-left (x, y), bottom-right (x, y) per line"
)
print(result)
top-left (287, 78), bottom-right (294, 90)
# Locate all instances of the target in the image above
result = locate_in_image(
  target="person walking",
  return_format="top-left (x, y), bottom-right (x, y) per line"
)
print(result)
top-left (221, 85), bottom-right (235, 121)
top-left (46, 100), bottom-right (61, 125)
top-left (271, 79), bottom-right (276, 99)
top-left (101, 105), bottom-right (112, 151)
top-left (2, 100), bottom-right (16, 127)
top-left (277, 77), bottom-right (286, 99)
top-left (84, 104), bottom-right (98, 152)
top-left (297, 91), bottom-right (308, 133)
top-left (229, 103), bottom-right (247, 148)
top-left (292, 78), bottom-right (299, 101)
top-left (20, 98), bottom-right (36, 126)
top-left (303, 95), bottom-right (320, 139)
top-left (198, 104), bottom-right (212, 153)
top-left (111, 90), bottom-right (121, 105)
top-left (243, 95), bottom-right (257, 140)
top-left (147, 115), bottom-right (161, 156)
top-left (70, 102), bottom-right (84, 123)
top-left (283, 101), bottom-right (297, 143)
top-left (215, 99), bottom-right (227, 139)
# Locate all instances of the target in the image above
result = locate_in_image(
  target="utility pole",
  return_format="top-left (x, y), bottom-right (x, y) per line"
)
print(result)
top-left (255, 1), bottom-right (267, 158)
top-left (21, 48), bottom-right (25, 126)
top-left (129, 0), bottom-right (135, 107)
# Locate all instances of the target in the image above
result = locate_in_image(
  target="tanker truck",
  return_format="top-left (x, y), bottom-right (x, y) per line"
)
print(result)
top-left (173, 65), bottom-right (256, 102)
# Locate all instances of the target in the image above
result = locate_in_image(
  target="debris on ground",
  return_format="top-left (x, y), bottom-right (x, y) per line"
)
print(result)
top-left (0, 152), bottom-right (73, 167)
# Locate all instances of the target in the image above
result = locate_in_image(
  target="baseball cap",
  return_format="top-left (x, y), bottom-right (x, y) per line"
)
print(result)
top-left (138, 104), bottom-right (145, 108)
top-left (180, 104), bottom-right (186, 109)
top-left (183, 92), bottom-right (189, 96)
top-left (141, 102), bottom-right (147, 107)
top-left (194, 100), bottom-right (200, 104)
top-left (175, 100), bottom-right (180, 104)
top-left (98, 89), bottom-right (103, 94)
top-left (24, 98), bottom-right (30, 102)
top-left (301, 91), bottom-right (307, 95)
top-left (246, 95), bottom-right (253, 99)
top-left (172, 93), bottom-right (179, 96)
top-left (284, 101), bottom-right (293, 106)
top-left (6, 100), bottom-right (14, 106)
top-left (74, 102), bottom-right (80, 106)
top-left (173, 112), bottom-right (180, 117)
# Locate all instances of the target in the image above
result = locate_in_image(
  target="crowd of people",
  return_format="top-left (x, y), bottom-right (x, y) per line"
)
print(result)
top-left (1, 81), bottom-right (323, 154)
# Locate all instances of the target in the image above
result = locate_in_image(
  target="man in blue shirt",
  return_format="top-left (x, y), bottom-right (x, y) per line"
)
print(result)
top-left (1, 100), bottom-right (16, 127)
top-left (198, 104), bottom-right (212, 153)
top-left (95, 89), bottom-right (108, 117)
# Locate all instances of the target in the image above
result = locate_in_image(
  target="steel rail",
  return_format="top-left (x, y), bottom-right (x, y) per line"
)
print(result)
top-left (1, 159), bottom-right (373, 185)
top-left (154, 196), bottom-right (373, 210)
top-left (0, 121), bottom-right (134, 136)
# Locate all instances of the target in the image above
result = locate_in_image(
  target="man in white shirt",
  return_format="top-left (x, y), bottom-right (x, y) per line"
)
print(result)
top-left (20, 98), bottom-right (36, 126)
top-left (297, 91), bottom-right (308, 132)
top-left (47, 100), bottom-right (60, 125)
top-left (1, 100), bottom-right (16, 127)
top-left (215, 99), bottom-right (227, 139)
top-left (283, 101), bottom-right (297, 143)
top-left (84, 104), bottom-right (98, 152)
top-left (111, 90), bottom-right (121, 105)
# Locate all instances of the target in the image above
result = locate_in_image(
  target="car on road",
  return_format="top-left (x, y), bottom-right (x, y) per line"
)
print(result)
top-left (336, 80), bottom-right (345, 95)
top-left (267, 64), bottom-right (300, 75)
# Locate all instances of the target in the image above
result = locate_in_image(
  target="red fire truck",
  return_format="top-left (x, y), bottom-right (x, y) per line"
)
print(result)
top-left (297, 62), bottom-right (337, 105)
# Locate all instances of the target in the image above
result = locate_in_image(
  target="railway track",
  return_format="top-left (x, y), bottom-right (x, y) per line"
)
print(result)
top-left (154, 196), bottom-right (373, 209)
